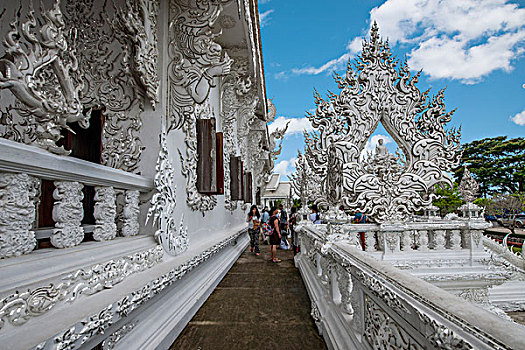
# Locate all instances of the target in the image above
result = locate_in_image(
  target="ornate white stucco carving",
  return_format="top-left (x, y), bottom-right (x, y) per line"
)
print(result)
top-left (51, 181), bottom-right (84, 248)
top-left (93, 186), bottom-right (117, 241)
top-left (220, 56), bottom-right (256, 211)
top-left (167, 0), bottom-right (234, 213)
top-left (0, 245), bottom-right (163, 330)
top-left (38, 230), bottom-right (244, 350)
top-left (102, 321), bottom-right (137, 350)
top-left (147, 126), bottom-right (188, 255)
top-left (178, 102), bottom-right (218, 213)
top-left (305, 22), bottom-right (461, 223)
top-left (0, 0), bottom-right (86, 155)
top-left (0, 173), bottom-right (39, 258)
top-left (115, 0), bottom-right (160, 108)
top-left (63, 0), bottom-right (145, 172)
top-left (459, 167), bottom-right (479, 203)
top-left (121, 190), bottom-right (140, 237)
top-left (167, 0), bottom-right (233, 131)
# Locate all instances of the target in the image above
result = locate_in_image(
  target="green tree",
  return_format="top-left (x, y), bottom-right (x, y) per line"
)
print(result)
top-left (433, 183), bottom-right (464, 216)
top-left (455, 136), bottom-right (525, 196)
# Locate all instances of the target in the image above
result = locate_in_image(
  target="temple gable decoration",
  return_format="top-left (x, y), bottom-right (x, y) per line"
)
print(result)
top-left (306, 22), bottom-right (462, 222)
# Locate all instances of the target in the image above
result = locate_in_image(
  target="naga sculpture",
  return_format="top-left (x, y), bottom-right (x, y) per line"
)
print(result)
top-left (305, 22), bottom-right (462, 222)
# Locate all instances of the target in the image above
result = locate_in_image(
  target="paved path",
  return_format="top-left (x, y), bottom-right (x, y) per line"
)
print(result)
top-left (171, 240), bottom-right (327, 350)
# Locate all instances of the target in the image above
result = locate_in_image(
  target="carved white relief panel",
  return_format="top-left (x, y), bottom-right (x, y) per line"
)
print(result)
top-left (121, 190), bottom-right (140, 237)
top-left (0, 1), bottom-right (86, 154)
top-left (146, 125), bottom-right (188, 255)
top-left (93, 186), bottom-right (117, 241)
top-left (0, 173), bottom-right (39, 258)
top-left (51, 181), bottom-right (84, 248)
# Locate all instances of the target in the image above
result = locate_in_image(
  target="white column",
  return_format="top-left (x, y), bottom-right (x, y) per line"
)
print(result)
top-left (364, 231), bottom-right (376, 252)
top-left (93, 186), bottom-right (117, 241)
top-left (52, 181), bottom-right (84, 248)
top-left (0, 173), bottom-right (39, 258)
top-left (121, 190), bottom-right (140, 237)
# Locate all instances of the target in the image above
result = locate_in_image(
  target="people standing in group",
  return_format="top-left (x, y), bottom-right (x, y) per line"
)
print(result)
top-left (269, 206), bottom-right (281, 263)
top-left (260, 207), bottom-right (271, 245)
top-left (289, 207), bottom-right (299, 254)
top-left (309, 204), bottom-right (322, 224)
top-left (246, 205), bottom-right (261, 256)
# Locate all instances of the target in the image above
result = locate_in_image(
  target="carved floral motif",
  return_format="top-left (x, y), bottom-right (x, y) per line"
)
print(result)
top-left (51, 181), bottom-right (84, 248)
top-left (93, 186), bottom-right (117, 241)
top-left (35, 230), bottom-right (245, 349)
top-left (0, 173), bottom-right (39, 258)
top-left (102, 321), bottom-right (137, 350)
top-left (0, 246), bottom-right (163, 330)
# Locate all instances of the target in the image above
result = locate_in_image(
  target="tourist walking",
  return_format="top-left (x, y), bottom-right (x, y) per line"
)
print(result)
top-left (261, 207), bottom-right (270, 244)
top-left (309, 204), bottom-right (322, 224)
top-left (269, 207), bottom-right (281, 263)
top-left (247, 205), bottom-right (261, 256)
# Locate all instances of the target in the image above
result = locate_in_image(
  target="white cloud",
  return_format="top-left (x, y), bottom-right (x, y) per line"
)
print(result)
top-left (291, 53), bottom-right (351, 75)
top-left (365, 0), bottom-right (525, 83)
top-left (511, 109), bottom-right (525, 125)
top-left (268, 116), bottom-right (314, 135)
top-left (274, 157), bottom-right (296, 177)
top-left (259, 9), bottom-right (274, 28)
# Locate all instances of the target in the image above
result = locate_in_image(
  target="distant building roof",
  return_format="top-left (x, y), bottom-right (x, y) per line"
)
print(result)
top-left (262, 181), bottom-right (291, 199)
top-left (265, 173), bottom-right (281, 191)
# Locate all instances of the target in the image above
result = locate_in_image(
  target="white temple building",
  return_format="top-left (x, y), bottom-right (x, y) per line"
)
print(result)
top-left (0, 0), bottom-right (281, 348)
top-left (1, 1), bottom-right (525, 349)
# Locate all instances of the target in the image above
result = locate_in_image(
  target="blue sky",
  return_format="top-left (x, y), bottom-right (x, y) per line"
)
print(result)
top-left (260, 0), bottom-right (525, 179)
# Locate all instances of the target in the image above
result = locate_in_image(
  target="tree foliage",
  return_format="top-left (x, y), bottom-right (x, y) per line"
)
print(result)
top-left (455, 136), bottom-right (525, 196)
top-left (433, 183), bottom-right (464, 216)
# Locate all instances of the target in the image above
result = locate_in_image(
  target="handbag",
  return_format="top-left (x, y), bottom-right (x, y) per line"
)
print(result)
top-left (252, 219), bottom-right (260, 230)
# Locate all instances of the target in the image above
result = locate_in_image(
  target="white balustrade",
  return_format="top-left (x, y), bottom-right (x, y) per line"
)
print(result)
top-left (0, 139), bottom-right (152, 259)
top-left (295, 225), bottom-right (525, 350)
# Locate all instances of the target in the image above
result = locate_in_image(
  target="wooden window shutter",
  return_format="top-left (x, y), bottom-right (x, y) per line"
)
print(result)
top-left (230, 156), bottom-right (242, 200)
top-left (215, 132), bottom-right (224, 194)
top-left (240, 161), bottom-right (244, 201)
top-left (256, 187), bottom-right (261, 205)
top-left (243, 172), bottom-right (252, 203)
top-left (196, 119), bottom-right (217, 193)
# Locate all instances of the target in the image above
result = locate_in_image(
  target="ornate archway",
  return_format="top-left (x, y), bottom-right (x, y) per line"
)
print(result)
top-left (305, 22), bottom-right (461, 222)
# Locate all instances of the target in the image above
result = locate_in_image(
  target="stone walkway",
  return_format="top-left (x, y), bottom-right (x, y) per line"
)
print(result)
top-left (171, 240), bottom-right (327, 349)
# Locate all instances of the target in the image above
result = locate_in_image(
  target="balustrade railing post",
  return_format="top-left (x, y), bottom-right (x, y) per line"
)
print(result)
top-left (51, 181), bottom-right (85, 248)
top-left (400, 230), bottom-right (414, 251)
top-left (417, 230), bottom-right (429, 251)
top-left (433, 229), bottom-right (446, 250)
top-left (336, 265), bottom-right (353, 314)
top-left (0, 173), bottom-right (39, 258)
top-left (94, 186), bottom-right (117, 241)
top-left (364, 231), bottom-right (376, 252)
top-left (121, 190), bottom-right (140, 237)
top-left (349, 271), bottom-right (364, 334)
top-left (449, 229), bottom-right (462, 250)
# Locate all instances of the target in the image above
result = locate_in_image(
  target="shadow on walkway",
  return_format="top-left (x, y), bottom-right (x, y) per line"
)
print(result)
top-left (171, 239), bottom-right (327, 349)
